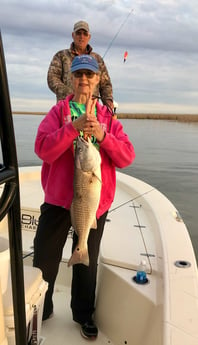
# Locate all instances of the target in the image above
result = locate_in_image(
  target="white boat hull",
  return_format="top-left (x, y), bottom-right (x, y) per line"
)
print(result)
top-left (0, 166), bottom-right (198, 345)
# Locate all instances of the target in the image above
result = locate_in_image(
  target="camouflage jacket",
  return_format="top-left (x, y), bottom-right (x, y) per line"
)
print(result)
top-left (47, 43), bottom-right (113, 105)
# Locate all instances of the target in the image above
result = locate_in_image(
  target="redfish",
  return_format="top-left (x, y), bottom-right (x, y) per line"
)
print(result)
top-left (68, 136), bottom-right (102, 266)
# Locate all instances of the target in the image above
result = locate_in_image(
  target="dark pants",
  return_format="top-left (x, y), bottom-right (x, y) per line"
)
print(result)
top-left (33, 202), bottom-right (107, 323)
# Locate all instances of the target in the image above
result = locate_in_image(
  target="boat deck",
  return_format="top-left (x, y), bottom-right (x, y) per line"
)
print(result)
top-left (1, 167), bottom-right (198, 345)
top-left (40, 285), bottom-right (114, 345)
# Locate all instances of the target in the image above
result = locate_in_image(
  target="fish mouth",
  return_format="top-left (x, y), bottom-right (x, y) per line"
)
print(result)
top-left (77, 136), bottom-right (89, 146)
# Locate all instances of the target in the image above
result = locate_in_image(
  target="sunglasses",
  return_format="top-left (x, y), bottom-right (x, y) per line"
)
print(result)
top-left (75, 30), bottom-right (89, 37)
top-left (73, 70), bottom-right (96, 79)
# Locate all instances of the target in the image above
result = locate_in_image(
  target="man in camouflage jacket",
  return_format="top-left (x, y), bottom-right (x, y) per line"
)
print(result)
top-left (47, 20), bottom-right (114, 110)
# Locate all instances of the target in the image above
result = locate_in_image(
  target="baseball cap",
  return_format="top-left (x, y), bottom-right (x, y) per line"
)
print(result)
top-left (71, 55), bottom-right (99, 73)
top-left (73, 21), bottom-right (89, 33)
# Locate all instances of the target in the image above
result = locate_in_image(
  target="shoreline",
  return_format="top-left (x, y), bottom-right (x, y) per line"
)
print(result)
top-left (12, 111), bottom-right (198, 122)
top-left (117, 113), bottom-right (198, 122)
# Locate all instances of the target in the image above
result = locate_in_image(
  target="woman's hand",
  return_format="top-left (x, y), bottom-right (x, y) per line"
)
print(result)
top-left (72, 93), bottom-right (96, 133)
top-left (85, 94), bottom-right (105, 142)
top-left (83, 116), bottom-right (105, 142)
top-left (86, 94), bottom-right (97, 117)
top-left (72, 94), bottom-right (106, 142)
top-left (72, 113), bottom-right (87, 133)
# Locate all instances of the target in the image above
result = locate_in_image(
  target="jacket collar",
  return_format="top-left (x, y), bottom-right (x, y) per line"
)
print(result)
top-left (70, 42), bottom-right (93, 55)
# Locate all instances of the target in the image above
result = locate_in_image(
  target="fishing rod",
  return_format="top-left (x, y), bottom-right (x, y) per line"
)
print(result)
top-left (103, 8), bottom-right (134, 59)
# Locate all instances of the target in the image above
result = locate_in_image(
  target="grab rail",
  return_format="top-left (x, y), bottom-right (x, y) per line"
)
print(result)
top-left (0, 32), bottom-right (27, 345)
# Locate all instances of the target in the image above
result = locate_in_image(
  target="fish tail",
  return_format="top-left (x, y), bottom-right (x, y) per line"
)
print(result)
top-left (67, 245), bottom-right (89, 267)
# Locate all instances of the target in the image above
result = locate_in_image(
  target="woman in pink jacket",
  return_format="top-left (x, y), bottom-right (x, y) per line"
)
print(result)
top-left (33, 55), bottom-right (135, 340)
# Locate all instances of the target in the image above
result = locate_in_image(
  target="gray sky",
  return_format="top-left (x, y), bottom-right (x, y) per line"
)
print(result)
top-left (1, 0), bottom-right (198, 113)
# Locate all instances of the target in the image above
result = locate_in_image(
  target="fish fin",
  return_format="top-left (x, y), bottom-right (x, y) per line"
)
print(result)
top-left (67, 246), bottom-right (89, 267)
top-left (93, 168), bottom-right (102, 183)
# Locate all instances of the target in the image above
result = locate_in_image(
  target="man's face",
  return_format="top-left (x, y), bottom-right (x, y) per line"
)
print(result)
top-left (72, 30), bottom-right (91, 51)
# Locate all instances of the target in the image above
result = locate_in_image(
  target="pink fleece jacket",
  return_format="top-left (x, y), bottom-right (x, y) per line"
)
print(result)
top-left (35, 95), bottom-right (135, 218)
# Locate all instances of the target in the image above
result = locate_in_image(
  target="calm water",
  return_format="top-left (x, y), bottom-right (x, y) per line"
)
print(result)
top-left (11, 115), bottom-right (198, 261)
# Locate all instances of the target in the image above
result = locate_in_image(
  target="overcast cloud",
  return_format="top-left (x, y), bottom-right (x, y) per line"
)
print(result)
top-left (1, 0), bottom-right (198, 113)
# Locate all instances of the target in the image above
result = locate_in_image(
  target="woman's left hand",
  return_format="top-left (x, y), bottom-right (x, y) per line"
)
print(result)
top-left (83, 94), bottom-right (105, 142)
top-left (83, 116), bottom-right (105, 142)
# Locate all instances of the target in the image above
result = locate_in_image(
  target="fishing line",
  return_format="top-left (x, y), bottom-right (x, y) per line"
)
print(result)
top-left (108, 188), bottom-right (155, 213)
top-left (103, 8), bottom-right (134, 59)
top-left (133, 200), bottom-right (153, 274)
top-left (107, 187), bottom-right (155, 274)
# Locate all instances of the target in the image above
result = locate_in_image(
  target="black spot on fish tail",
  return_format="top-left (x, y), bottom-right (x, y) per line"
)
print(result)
top-left (67, 246), bottom-right (89, 267)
